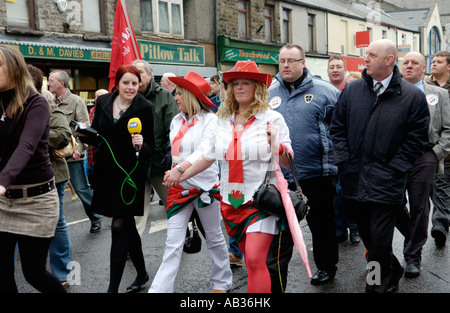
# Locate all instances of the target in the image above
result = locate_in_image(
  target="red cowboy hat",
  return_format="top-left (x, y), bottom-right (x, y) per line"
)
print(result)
top-left (222, 60), bottom-right (272, 88)
top-left (168, 71), bottom-right (215, 107)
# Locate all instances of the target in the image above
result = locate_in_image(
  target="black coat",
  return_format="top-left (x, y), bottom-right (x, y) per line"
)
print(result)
top-left (89, 92), bottom-right (155, 217)
top-left (330, 66), bottom-right (430, 205)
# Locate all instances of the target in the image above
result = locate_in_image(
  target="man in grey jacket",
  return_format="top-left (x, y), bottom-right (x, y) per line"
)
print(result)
top-left (397, 52), bottom-right (450, 277)
top-left (48, 70), bottom-right (102, 233)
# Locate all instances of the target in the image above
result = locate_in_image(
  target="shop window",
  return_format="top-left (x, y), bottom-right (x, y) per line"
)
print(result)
top-left (83, 0), bottom-right (105, 34)
top-left (264, 5), bottom-right (273, 43)
top-left (140, 0), bottom-right (183, 36)
top-left (281, 8), bottom-right (290, 43)
top-left (6, 0), bottom-right (35, 29)
top-left (429, 27), bottom-right (441, 56)
top-left (238, 0), bottom-right (248, 39)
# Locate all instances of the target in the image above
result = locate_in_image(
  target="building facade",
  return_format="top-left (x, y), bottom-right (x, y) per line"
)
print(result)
top-left (1, 0), bottom-right (445, 100)
top-left (0, 0), bottom-right (217, 103)
top-left (0, 0), bottom-right (114, 102)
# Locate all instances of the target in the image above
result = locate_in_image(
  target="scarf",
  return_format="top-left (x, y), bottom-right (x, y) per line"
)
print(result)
top-left (225, 115), bottom-right (256, 209)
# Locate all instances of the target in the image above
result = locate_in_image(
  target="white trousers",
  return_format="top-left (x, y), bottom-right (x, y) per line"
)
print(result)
top-left (148, 199), bottom-right (232, 293)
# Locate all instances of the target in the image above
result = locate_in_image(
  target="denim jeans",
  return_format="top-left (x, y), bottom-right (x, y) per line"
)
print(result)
top-left (335, 179), bottom-right (357, 238)
top-left (49, 181), bottom-right (72, 281)
top-left (228, 236), bottom-right (243, 259)
top-left (67, 160), bottom-right (101, 223)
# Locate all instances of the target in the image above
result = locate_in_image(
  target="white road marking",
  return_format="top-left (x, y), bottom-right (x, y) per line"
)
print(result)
top-left (66, 201), bottom-right (168, 233)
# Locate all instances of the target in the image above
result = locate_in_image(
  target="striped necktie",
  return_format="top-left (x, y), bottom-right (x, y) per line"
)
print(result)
top-left (373, 82), bottom-right (383, 96)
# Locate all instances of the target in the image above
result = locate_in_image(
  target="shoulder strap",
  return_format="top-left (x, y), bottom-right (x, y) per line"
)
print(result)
top-left (286, 151), bottom-right (303, 193)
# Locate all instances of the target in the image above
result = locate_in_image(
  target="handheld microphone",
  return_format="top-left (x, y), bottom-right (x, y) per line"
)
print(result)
top-left (128, 118), bottom-right (142, 159)
top-left (69, 120), bottom-right (98, 138)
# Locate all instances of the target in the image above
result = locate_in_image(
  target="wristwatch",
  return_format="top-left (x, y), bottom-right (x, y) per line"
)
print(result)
top-left (176, 165), bottom-right (183, 173)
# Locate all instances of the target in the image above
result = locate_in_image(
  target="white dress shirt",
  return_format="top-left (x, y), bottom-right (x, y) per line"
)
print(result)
top-left (373, 72), bottom-right (393, 95)
top-left (204, 109), bottom-right (292, 206)
top-left (170, 111), bottom-right (219, 191)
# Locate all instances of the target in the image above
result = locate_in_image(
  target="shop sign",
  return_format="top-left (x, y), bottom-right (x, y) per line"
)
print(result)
top-left (1, 40), bottom-right (205, 65)
top-left (224, 47), bottom-right (279, 65)
top-left (340, 55), bottom-right (365, 72)
top-left (356, 30), bottom-right (370, 48)
top-left (138, 40), bottom-right (204, 65)
top-left (0, 42), bottom-right (111, 62)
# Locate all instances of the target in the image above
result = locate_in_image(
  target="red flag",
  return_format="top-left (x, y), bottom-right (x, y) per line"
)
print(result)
top-left (108, 0), bottom-right (142, 91)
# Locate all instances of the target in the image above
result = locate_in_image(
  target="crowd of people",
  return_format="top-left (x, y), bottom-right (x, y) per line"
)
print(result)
top-left (0, 39), bottom-right (449, 294)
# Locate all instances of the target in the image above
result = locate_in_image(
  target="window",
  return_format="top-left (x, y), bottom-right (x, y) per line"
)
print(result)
top-left (6, 0), bottom-right (35, 29)
top-left (382, 30), bottom-right (387, 39)
top-left (264, 5), bottom-right (273, 42)
top-left (141, 0), bottom-right (154, 32)
top-left (307, 14), bottom-right (315, 52)
top-left (83, 0), bottom-right (104, 33)
top-left (429, 27), bottom-right (441, 56)
top-left (140, 0), bottom-right (183, 36)
top-left (281, 8), bottom-right (290, 43)
top-left (238, 0), bottom-right (248, 39)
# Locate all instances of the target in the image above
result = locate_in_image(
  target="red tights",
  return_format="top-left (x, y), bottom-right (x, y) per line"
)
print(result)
top-left (238, 232), bottom-right (273, 293)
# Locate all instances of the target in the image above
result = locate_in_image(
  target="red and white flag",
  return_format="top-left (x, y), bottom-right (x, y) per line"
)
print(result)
top-left (108, 0), bottom-right (142, 91)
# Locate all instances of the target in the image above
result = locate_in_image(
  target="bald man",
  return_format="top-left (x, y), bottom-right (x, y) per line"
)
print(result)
top-left (160, 72), bottom-right (177, 96)
top-left (395, 52), bottom-right (450, 277)
top-left (331, 40), bottom-right (430, 292)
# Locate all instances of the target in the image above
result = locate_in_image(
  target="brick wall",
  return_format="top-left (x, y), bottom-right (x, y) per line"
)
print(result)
top-left (218, 0), bottom-right (281, 42)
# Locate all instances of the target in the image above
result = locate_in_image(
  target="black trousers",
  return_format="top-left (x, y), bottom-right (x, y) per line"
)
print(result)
top-left (0, 232), bottom-right (66, 293)
top-left (349, 200), bottom-right (402, 293)
top-left (396, 150), bottom-right (438, 265)
top-left (267, 175), bottom-right (338, 292)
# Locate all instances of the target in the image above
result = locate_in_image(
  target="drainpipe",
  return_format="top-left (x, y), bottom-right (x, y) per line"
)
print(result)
top-left (214, 0), bottom-right (219, 72)
top-left (326, 11), bottom-right (329, 56)
top-left (393, 26), bottom-right (398, 63)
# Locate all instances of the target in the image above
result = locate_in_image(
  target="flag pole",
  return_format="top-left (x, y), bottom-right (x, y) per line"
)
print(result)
top-left (120, 0), bottom-right (141, 60)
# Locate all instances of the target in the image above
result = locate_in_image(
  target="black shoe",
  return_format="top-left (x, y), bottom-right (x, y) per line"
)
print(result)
top-left (385, 265), bottom-right (404, 293)
top-left (337, 234), bottom-right (347, 243)
top-left (404, 263), bottom-right (420, 278)
top-left (90, 220), bottom-right (101, 233)
top-left (432, 229), bottom-right (446, 248)
top-left (126, 273), bottom-right (149, 293)
top-left (311, 269), bottom-right (336, 285)
top-left (349, 229), bottom-right (361, 244)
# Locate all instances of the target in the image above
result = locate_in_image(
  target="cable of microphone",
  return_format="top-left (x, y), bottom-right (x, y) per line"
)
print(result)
top-left (127, 118), bottom-right (142, 159)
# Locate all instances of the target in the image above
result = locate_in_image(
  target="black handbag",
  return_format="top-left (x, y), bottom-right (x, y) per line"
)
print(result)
top-left (253, 152), bottom-right (308, 221)
top-left (183, 216), bottom-right (202, 254)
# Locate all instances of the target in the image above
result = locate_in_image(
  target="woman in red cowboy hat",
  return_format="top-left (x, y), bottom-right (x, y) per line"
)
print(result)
top-left (150, 71), bottom-right (232, 293)
top-left (167, 61), bottom-right (293, 293)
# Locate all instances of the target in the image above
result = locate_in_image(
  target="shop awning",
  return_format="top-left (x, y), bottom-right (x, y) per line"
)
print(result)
top-left (0, 34), bottom-right (111, 62)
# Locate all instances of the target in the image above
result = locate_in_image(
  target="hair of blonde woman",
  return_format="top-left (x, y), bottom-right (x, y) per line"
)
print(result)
top-left (346, 71), bottom-right (362, 82)
top-left (0, 46), bottom-right (37, 118)
top-left (218, 79), bottom-right (269, 119)
top-left (177, 86), bottom-right (212, 120)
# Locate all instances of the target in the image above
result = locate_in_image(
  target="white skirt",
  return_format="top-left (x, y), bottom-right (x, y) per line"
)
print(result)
top-left (246, 215), bottom-right (280, 235)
